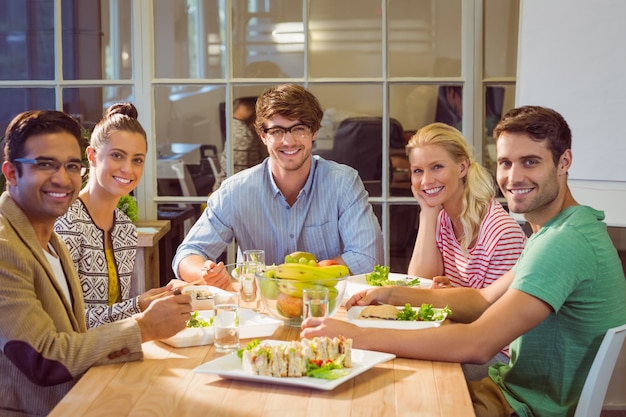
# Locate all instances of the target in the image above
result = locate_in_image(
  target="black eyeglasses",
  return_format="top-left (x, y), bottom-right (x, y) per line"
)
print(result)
top-left (262, 123), bottom-right (312, 142)
top-left (13, 158), bottom-right (88, 177)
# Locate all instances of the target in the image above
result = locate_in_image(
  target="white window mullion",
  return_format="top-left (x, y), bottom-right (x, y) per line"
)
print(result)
top-left (134, 0), bottom-right (157, 220)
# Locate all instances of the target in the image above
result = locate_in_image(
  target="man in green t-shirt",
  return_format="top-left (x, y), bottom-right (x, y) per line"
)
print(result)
top-left (301, 105), bottom-right (626, 417)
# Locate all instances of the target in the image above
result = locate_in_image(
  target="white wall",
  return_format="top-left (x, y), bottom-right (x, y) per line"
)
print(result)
top-left (518, 0), bottom-right (626, 408)
top-left (517, 0), bottom-right (626, 227)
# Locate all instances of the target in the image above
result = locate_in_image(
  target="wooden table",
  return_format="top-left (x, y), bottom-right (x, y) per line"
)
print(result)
top-left (49, 311), bottom-right (475, 417)
top-left (131, 220), bottom-right (171, 297)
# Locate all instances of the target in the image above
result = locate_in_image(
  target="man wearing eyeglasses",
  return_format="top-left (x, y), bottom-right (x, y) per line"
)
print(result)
top-left (174, 83), bottom-right (384, 288)
top-left (0, 110), bottom-right (192, 416)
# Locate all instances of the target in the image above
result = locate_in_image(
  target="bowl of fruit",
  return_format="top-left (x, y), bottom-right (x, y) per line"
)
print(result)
top-left (255, 251), bottom-right (349, 327)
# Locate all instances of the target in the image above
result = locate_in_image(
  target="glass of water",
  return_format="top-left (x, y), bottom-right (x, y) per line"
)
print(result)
top-left (213, 292), bottom-right (239, 353)
top-left (302, 286), bottom-right (329, 319)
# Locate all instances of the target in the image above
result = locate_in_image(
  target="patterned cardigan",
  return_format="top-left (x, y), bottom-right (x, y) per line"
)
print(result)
top-left (55, 198), bottom-right (142, 328)
top-left (0, 192), bottom-right (143, 416)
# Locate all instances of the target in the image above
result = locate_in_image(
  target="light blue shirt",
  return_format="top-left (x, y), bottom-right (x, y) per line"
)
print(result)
top-left (172, 156), bottom-right (383, 275)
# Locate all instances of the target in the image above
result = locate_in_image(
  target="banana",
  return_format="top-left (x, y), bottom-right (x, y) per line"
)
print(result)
top-left (275, 263), bottom-right (349, 281)
top-left (278, 281), bottom-right (319, 297)
top-left (318, 264), bottom-right (350, 277)
top-left (278, 281), bottom-right (339, 299)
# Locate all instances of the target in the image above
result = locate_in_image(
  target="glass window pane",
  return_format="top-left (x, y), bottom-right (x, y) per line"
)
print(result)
top-left (155, 84), bottom-right (225, 197)
top-left (309, 0), bottom-right (382, 78)
top-left (62, 86), bottom-right (134, 130)
top-left (0, 88), bottom-right (56, 136)
top-left (310, 83), bottom-right (386, 195)
top-left (232, 0), bottom-right (302, 78)
top-left (483, 84), bottom-right (515, 175)
top-left (484, 0), bottom-right (519, 78)
top-left (390, 204), bottom-right (419, 272)
top-left (395, 83), bottom-right (463, 132)
top-left (223, 85), bottom-right (267, 173)
top-left (389, 0), bottom-right (461, 77)
top-left (154, 0), bottom-right (226, 79)
top-left (61, 0), bottom-right (131, 80)
top-left (0, 0), bottom-right (55, 80)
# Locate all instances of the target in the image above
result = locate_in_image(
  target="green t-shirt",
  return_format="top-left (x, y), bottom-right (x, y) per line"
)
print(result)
top-left (489, 206), bottom-right (626, 417)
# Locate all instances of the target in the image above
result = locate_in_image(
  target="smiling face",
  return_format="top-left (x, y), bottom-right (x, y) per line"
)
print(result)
top-left (2, 131), bottom-right (82, 229)
top-left (496, 131), bottom-right (571, 223)
top-left (260, 114), bottom-right (316, 176)
top-left (408, 144), bottom-right (468, 210)
top-left (87, 129), bottom-right (147, 199)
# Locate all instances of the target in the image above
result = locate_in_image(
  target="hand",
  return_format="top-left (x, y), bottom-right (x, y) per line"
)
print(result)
top-left (431, 276), bottom-right (452, 289)
top-left (411, 185), bottom-right (443, 218)
top-left (138, 283), bottom-right (175, 311)
top-left (300, 317), bottom-right (361, 341)
top-left (345, 287), bottom-right (392, 309)
top-left (200, 260), bottom-right (234, 290)
top-left (135, 292), bottom-right (192, 342)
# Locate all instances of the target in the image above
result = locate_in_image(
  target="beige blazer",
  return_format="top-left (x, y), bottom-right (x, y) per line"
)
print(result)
top-left (0, 192), bottom-right (143, 417)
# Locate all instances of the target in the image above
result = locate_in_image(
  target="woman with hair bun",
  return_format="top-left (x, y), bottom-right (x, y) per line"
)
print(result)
top-left (406, 122), bottom-right (526, 379)
top-left (55, 103), bottom-right (173, 328)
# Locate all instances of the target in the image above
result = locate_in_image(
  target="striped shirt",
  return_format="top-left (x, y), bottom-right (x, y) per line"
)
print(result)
top-left (436, 200), bottom-right (526, 289)
top-left (173, 156), bottom-right (384, 275)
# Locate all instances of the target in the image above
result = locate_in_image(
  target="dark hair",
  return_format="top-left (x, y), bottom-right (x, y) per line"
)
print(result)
top-left (493, 105), bottom-right (571, 166)
top-left (254, 84), bottom-right (324, 133)
top-left (233, 96), bottom-right (258, 127)
top-left (90, 102), bottom-right (147, 150)
top-left (4, 110), bottom-right (84, 175)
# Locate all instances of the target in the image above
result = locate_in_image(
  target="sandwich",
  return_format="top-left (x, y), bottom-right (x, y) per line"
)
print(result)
top-left (242, 336), bottom-right (352, 378)
top-left (358, 304), bottom-right (400, 320)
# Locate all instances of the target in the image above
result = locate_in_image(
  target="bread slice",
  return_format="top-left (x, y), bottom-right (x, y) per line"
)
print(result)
top-left (358, 304), bottom-right (399, 320)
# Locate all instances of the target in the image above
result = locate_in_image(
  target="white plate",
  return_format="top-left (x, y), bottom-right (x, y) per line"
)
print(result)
top-left (346, 306), bottom-right (447, 329)
top-left (160, 309), bottom-right (283, 348)
top-left (194, 340), bottom-right (395, 391)
top-left (345, 273), bottom-right (432, 300)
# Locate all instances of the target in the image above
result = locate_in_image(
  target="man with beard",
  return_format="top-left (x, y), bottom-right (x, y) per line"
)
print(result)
top-left (301, 105), bottom-right (626, 417)
top-left (174, 84), bottom-right (383, 288)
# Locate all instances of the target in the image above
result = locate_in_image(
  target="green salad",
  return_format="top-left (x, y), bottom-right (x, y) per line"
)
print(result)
top-left (186, 311), bottom-right (212, 328)
top-left (365, 265), bottom-right (420, 287)
top-left (396, 303), bottom-right (452, 321)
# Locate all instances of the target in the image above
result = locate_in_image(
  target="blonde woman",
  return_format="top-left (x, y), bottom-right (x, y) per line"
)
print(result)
top-left (406, 123), bottom-right (526, 380)
top-left (407, 122), bottom-right (526, 289)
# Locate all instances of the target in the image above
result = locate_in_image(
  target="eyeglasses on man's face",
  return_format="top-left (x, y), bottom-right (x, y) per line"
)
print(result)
top-left (262, 123), bottom-right (312, 143)
top-left (13, 158), bottom-right (88, 177)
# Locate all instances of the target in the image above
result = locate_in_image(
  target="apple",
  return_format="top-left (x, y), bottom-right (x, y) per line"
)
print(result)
top-left (276, 293), bottom-right (303, 318)
top-left (317, 259), bottom-right (339, 266)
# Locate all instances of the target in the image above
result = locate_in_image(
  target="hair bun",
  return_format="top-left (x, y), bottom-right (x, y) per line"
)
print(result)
top-left (105, 102), bottom-right (139, 120)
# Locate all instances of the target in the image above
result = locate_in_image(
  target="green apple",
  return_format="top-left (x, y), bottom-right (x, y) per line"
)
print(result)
top-left (259, 277), bottom-right (280, 299)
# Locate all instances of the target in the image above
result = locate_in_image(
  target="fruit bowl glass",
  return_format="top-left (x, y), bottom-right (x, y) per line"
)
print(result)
top-left (255, 270), bottom-right (348, 327)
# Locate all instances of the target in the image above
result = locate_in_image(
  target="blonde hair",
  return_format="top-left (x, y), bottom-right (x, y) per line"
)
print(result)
top-left (406, 123), bottom-right (496, 251)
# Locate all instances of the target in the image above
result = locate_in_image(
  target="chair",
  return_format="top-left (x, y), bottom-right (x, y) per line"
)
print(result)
top-left (574, 323), bottom-right (626, 417)
top-left (330, 116), bottom-right (404, 196)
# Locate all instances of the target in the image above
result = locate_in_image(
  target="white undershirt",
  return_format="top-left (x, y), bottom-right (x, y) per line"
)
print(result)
top-left (45, 244), bottom-right (71, 305)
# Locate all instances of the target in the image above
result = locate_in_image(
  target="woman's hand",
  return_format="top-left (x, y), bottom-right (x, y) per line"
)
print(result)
top-left (412, 184), bottom-right (443, 217)
top-left (430, 275), bottom-right (452, 289)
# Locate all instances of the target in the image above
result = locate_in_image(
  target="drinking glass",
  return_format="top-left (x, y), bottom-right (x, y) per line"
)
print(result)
top-left (236, 261), bottom-right (262, 312)
top-left (243, 249), bottom-right (265, 267)
top-left (302, 287), bottom-right (329, 319)
top-left (213, 292), bottom-right (239, 352)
